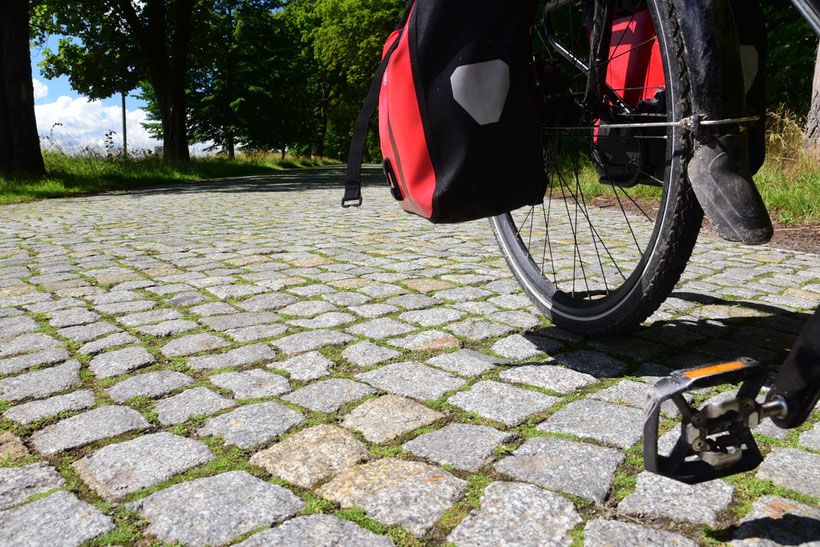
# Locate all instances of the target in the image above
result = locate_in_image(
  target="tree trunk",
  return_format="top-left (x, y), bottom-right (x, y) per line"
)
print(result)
top-left (163, 78), bottom-right (190, 162)
top-left (113, 0), bottom-right (192, 162)
top-left (805, 40), bottom-right (820, 155)
top-left (226, 131), bottom-right (235, 160)
top-left (314, 86), bottom-right (328, 159)
top-left (0, 0), bottom-right (44, 175)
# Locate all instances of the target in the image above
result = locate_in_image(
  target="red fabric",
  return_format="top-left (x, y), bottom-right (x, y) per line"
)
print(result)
top-left (606, 9), bottom-right (665, 105)
top-left (378, 19), bottom-right (436, 219)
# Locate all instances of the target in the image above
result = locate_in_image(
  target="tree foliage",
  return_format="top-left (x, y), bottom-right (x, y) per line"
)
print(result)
top-left (28, 0), bottom-right (820, 163)
top-left (34, 0), bottom-right (198, 161)
top-left (761, 0), bottom-right (817, 116)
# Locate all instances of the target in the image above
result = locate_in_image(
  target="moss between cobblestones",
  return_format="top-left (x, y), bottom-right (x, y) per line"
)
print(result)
top-left (725, 471), bottom-right (820, 519)
top-left (335, 507), bottom-right (422, 547)
top-left (434, 473), bottom-right (494, 537)
top-left (229, 524), bottom-right (272, 545)
top-left (299, 490), bottom-right (336, 514)
top-left (120, 444), bottom-right (255, 505)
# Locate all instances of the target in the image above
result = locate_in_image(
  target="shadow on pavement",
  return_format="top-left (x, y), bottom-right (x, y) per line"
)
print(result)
top-left (531, 291), bottom-right (815, 383)
top-left (119, 166), bottom-right (386, 197)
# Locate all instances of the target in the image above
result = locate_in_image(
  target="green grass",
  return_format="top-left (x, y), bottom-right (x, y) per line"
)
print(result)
top-left (0, 150), bottom-right (338, 204)
top-left (557, 152), bottom-right (819, 223)
top-left (755, 158), bottom-right (820, 223)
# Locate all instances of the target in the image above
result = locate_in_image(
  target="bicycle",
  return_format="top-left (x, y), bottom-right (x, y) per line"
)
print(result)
top-left (491, 0), bottom-right (818, 336)
top-left (494, 0), bottom-right (820, 482)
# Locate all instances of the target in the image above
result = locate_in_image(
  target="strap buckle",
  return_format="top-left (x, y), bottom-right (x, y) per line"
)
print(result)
top-left (341, 181), bottom-right (363, 208)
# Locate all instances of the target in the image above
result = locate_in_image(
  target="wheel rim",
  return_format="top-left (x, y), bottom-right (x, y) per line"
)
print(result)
top-left (494, 0), bottom-right (680, 322)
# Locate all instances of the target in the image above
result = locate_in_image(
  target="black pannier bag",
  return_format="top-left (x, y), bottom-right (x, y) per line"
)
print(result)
top-left (342, 0), bottom-right (548, 224)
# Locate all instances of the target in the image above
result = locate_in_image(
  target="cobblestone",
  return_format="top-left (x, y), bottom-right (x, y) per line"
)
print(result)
top-left (197, 402), bottom-right (303, 448)
top-left (31, 406), bottom-right (150, 455)
top-left (3, 390), bottom-right (95, 425)
top-left (491, 334), bottom-right (563, 360)
top-left (731, 495), bottom-right (820, 546)
top-left (271, 329), bottom-right (353, 353)
top-left (403, 424), bottom-right (515, 472)
top-left (585, 520), bottom-right (697, 547)
top-left (73, 433), bottom-right (214, 500)
top-left (356, 362), bottom-right (466, 401)
top-left (390, 330), bottom-right (461, 351)
top-left (0, 491), bottom-right (114, 547)
top-left (449, 481), bottom-right (580, 546)
top-left (552, 350), bottom-right (628, 377)
top-left (0, 347), bottom-right (69, 375)
top-left (57, 321), bottom-right (120, 342)
top-left (757, 448), bottom-right (820, 498)
top-left (342, 341), bottom-right (400, 366)
top-left (134, 471), bottom-right (304, 546)
top-left (499, 363), bottom-right (597, 394)
top-left (449, 380), bottom-right (559, 426)
top-left (106, 370), bottom-right (193, 402)
top-left (272, 350), bottom-right (336, 380)
top-left (284, 379), bottom-right (374, 412)
top-left (160, 333), bottom-right (230, 357)
top-left (537, 399), bottom-right (645, 449)
top-left (619, 472), bottom-right (734, 526)
top-left (236, 514), bottom-right (395, 547)
top-left (446, 319), bottom-right (514, 341)
top-left (427, 349), bottom-right (509, 377)
top-left (89, 346), bottom-right (155, 378)
top-left (0, 360), bottom-right (81, 401)
top-left (78, 332), bottom-right (140, 355)
top-left (0, 462), bottom-right (65, 510)
top-left (250, 425), bottom-right (367, 488)
top-left (0, 168), bottom-right (817, 545)
top-left (317, 458), bottom-right (466, 536)
top-left (155, 387), bottom-right (237, 425)
top-left (187, 343), bottom-right (276, 370)
top-left (341, 395), bottom-right (444, 443)
top-left (495, 436), bottom-right (624, 503)
top-left (209, 369), bottom-right (290, 399)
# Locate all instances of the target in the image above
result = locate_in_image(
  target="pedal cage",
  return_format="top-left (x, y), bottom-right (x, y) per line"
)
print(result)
top-left (644, 358), bottom-right (767, 484)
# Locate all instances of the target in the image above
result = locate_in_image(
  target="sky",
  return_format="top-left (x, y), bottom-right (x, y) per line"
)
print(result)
top-left (30, 36), bottom-right (208, 154)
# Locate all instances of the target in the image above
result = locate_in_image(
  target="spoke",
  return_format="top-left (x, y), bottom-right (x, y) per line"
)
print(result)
top-left (519, 205), bottom-right (535, 233)
top-left (545, 174), bottom-right (558, 284)
top-left (620, 185), bottom-right (655, 222)
top-left (571, 161), bottom-right (592, 297)
top-left (637, 168), bottom-right (665, 185)
top-left (554, 161), bottom-right (627, 281)
top-left (613, 186), bottom-right (644, 255)
top-left (553, 155), bottom-right (591, 297)
top-left (572, 152), bottom-right (610, 294)
top-left (527, 204), bottom-right (536, 253)
top-left (571, 36), bottom-right (658, 82)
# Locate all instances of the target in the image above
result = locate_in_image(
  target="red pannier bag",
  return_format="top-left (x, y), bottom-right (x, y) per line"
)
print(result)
top-left (342, 0), bottom-right (547, 224)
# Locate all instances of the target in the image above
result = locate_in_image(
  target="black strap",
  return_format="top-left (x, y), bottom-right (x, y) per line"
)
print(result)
top-left (342, 0), bottom-right (414, 208)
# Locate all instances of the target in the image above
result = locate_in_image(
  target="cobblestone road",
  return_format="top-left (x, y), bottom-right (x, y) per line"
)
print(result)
top-left (1, 166), bottom-right (819, 546)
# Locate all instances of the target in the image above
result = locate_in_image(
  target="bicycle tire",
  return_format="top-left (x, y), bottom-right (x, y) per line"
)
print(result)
top-left (491, 0), bottom-right (703, 336)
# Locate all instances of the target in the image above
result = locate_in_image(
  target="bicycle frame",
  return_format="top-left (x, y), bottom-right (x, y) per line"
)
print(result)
top-left (792, 0), bottom-right (820, 34)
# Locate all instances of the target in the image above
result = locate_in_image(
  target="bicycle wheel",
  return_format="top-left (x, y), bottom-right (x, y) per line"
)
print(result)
top-left (491, 0), bottom-right (703, 336)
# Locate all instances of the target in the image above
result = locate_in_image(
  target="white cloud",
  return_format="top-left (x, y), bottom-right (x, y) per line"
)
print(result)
top-left (36, 95), bottom-right (160, 153)
top-left (35, 95), bottom-right (211, 155)
top-left (32, 79), bottom-right (48, 100)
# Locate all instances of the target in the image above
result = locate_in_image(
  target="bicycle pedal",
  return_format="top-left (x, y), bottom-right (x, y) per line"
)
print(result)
top-left (644, 358), bottom-right (769, 484)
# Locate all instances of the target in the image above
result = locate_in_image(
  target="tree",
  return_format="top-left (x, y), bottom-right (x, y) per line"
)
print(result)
top-left (805, 41), bottom-right (820, 152)
top-left (311, 0), bottom-right (404, 160)
top-left (761, 0), bottom-right (817, 116)
top-left (0, 0), bottom-right (45, 175)
top-left (36, 0), bottom-right (197, 161)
